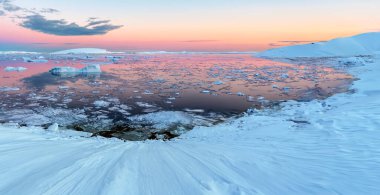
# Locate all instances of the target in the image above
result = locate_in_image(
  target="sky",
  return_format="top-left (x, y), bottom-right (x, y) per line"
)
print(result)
top-left (0, 0), bottom-right (380, 52)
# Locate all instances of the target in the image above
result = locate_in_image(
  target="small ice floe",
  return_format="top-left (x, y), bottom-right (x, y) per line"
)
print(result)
top-left (4, 66), bottom-right (27, 72)
top-left (93, 100), bottom-right (110, 107)
top-left (119, 104), bottom-right (132, 110)
top-left (81, 64), bottom-right (102, 73)
top-left (213, 80), bottom-right (224, 85)
top-left (49, 64), bottom-right (101, 77)
top-left (236, 92), bottom-right (245, 96)
top-left (246, 96), bottom-right (255, 102)
top-left (47, 123), bottom-right (59, 132)
top-left (257, 96), bottom-right (265, 101)
top-left (143, 90), bottom-right (154, 95)
top-left (283, 87), bottom-right (291, 93)
top-left (168, 97), bottom-right (176, 100)
top-left (281, 73), bottom-right (289, 79)
top-left (106, 97), bottom-right (120, 104)
top-left (201, 90), bottom-right (211, 94)
top-left (0, 87), bottom-right (20, 92)
top-left (58, 86), bottom-right (70, 90)
top-left (272, 85), bottom-right (279, 89)
top-left (136, 102), bottom-right (155, 108)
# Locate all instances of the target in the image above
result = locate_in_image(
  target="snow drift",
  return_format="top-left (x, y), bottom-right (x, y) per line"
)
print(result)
top-left (258, 32), bottom-right (380, 58)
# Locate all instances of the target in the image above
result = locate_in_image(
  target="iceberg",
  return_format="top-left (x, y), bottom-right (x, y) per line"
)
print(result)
top-left (51, 48), bottom-right (111, 55)
top-left (49, 64), bottom-right (101, 77)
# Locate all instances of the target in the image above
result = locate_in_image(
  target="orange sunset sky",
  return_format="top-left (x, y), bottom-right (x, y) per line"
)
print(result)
top-left (0, 0), bottom-right (379, 52)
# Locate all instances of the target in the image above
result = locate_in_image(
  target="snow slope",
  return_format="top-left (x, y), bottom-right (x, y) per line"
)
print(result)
top-left (258, 32), bottom-right (380, 57)
top-left (52, 48), bottom-right (111, 54)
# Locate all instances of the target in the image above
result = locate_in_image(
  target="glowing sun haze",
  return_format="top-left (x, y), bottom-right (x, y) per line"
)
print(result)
top-left (0, 0), bottom-right (379, 52)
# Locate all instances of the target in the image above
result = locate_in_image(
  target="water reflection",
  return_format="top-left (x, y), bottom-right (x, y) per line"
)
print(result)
top-left (0, 53), bottom-right (353, 116)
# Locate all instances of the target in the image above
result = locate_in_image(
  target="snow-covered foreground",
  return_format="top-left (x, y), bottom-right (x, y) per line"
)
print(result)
top-left (0, 55), bottom-right (379, 194)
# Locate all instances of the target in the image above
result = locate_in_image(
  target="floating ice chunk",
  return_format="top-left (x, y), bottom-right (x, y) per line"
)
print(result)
top-left (4, 66), bottom-right (27, 72)
top-left (50, 66), bottom-right (80, 74)
top-left (272, 85), bottom-right (279, 89)
top-left (48, 123), bottom-right (59, 132)
top-left (281, 73), bottom-right (289, 79)
top-left (80, 64), bottom-right (101, 73)
top-left (22, 57), bottom-right (32, 62)
top-left (246, 96), bottom-right (255, 102)
top-left (119, 104), bottom-right (132, 110)
top-left (143, 90), bottom-right (154, 95)
top-left (58, 86), bottom-right (70, 90)
top-left (257, 96), bottom-right (265, 100)
top-left (236, 92), bottom-right (245, 96)
top-left (283, 87), bottom-right (291, 93)
top-left (93, 100), bottom-right (110, 107)
top-left (107, 97), bottom-right (120, 104)
top-left (136, 102), bottom-right (155, 108)
top-left (213, 80), bottom-right (224, 85)
top-left (201, 90), bottom-right (211, 94)
top-left (0, 87), bottom-right (20, 92)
